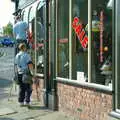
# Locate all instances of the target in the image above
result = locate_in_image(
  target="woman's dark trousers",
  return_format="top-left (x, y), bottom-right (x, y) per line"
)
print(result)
top-left (18, 74), bottom-right (32, 103)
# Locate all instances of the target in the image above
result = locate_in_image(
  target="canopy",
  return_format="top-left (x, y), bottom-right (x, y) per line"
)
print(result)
top-left (22, 0), bottom-right (46, 22)
top-left (22, 6), bottom-right (30, 22)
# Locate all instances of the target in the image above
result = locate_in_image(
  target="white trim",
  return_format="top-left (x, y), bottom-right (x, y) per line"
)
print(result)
top-left (56, 77), bottom-right (112, 92)
top-left (109, 111), bottom-right (120, 119)
top-left (35, 73), bottom-right (44, 77)
top-left (69, 0), bottom-right (72, 79)
top-left (116, 109), bottom-right (120, 114)
top-left (115, 0), bottom-right (119, 110)
top-left (88, 0), bottom-right (92, 83)
top-left (56, 0), bottom-right (58, 77)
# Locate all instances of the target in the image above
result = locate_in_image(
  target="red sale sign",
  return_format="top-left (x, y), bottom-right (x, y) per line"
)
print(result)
top-left (72, 17), bottom-right (88, 48)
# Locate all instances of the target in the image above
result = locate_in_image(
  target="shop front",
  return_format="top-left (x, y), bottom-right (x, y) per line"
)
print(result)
top-left (13, 0), bottom-right (120, 119)
top-left (54, 0), bottom-right (120, 119)
top-left (54, 0), bottom-right (113, 120)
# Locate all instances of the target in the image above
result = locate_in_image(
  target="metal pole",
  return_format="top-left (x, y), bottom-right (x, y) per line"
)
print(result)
top-left (43, 0), bottom-right (49, 107)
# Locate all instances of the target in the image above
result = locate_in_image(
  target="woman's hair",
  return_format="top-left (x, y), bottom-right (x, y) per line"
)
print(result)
top-left (18, 43), bottom-right (26, 51)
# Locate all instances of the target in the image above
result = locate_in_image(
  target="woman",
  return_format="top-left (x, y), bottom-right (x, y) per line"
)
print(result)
top-left (15, 43), bottom-right (34, 107)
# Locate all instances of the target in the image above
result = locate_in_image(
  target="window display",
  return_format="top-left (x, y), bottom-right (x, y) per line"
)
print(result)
top-left (91, 0), bottom-right (112, 86)
top-left (57, 0), bottom-right (69, 78)
top-left (71, 0), bottom-right (112, 86)
top-left (72, 0), bottom-right (88, 81)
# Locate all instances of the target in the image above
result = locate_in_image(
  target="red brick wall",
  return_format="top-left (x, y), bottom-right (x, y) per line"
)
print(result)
top-left (57, 83), bottom-right (112, 120)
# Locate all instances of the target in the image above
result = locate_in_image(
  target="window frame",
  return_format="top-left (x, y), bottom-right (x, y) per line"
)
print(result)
top-left (115, 0), bottom-right (120, 112)
top-left (55, 0), bottom-right (114, 90)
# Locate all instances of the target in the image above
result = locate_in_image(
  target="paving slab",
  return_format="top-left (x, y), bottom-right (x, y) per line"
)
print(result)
top-left (0, 107), bottom-right (17, 116)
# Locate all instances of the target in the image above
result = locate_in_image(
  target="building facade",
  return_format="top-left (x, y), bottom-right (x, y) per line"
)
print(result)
top-left (12, 0), bottom-right (120, 119)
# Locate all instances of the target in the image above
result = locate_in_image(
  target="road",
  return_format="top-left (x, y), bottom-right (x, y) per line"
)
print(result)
top-left (0, 47), bottom-right (15, 99)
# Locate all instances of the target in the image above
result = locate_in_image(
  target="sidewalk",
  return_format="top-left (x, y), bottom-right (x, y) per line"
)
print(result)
top-left (0, 84), bottom-right (76, 120)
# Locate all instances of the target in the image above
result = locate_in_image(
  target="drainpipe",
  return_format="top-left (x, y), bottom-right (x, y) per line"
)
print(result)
top-left (43, 0), bottom-right (49, 107)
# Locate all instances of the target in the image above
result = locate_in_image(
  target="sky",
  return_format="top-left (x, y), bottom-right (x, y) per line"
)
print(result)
top-left (0, 0), bottom-right (15, 28)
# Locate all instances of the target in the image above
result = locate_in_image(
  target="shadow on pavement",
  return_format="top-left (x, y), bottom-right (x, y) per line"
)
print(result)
top-left (29, 105), bottom-right (47, 110)
top-left (0, 78), bottom-right (12, 88)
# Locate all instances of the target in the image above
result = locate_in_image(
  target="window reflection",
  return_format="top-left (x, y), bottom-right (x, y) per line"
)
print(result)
top-left (57, 0), bottom-right (69, 78)
top-left (72, 0), bottom-right (88, 81)
top-left (36, 5), bottom-right (46, 74)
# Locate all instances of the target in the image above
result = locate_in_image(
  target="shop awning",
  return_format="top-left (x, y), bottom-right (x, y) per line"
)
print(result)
top-left (22, 0), bottom-right (46, 22)
top-left (37, 1), bottom-right (46, 10)
top-left (29, 0), bottom-right (41, 22)
top-left (22, 6), bottom-right (30, 22)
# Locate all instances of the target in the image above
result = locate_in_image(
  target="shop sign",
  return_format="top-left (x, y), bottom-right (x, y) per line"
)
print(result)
top-left (72, 17), bottom-right (88, 48)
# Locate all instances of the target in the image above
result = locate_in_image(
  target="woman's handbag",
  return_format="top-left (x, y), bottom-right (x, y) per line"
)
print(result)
top-left (22, 68), bottom-right (33, 84)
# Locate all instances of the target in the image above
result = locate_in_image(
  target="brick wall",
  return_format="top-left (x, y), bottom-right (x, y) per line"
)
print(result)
top-left (57, 83), bottom-right (112, 120)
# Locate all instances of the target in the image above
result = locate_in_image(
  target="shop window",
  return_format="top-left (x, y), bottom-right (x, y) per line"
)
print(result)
top-left (56, 0), bottom-right (113, 87)
top-left (72, 0), bottom-right (88, 81)
top-left (71, 0), bottom-right (113, 86)
top-left (28, 6), bottom-right (35, 68)
top-left (36, 5), bottom-right (46, 74)
top-left (57, 0), bottom-right (69, 78)
top-left (91, 0), bottom-right (112, 86)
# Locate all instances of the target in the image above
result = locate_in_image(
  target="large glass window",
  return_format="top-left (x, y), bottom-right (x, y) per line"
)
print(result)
top-left (36, 4), bottom-right (46, 74)
top-left (71, 0), bottom-right (113, 86)
top-left (72, 0), bottom-right (88, 81)
top-left (91, 0), bottom-right (112, 86)
top-left (56, 0), bottom-right (113, 88)
top-left (57, 0), bottom-right (69, 78)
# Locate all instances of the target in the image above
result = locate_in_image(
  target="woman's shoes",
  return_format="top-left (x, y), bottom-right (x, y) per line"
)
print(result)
top-left (19, 102), bottom-right (31, 108)
top-left (19, 102), bottom-right (24, 107)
